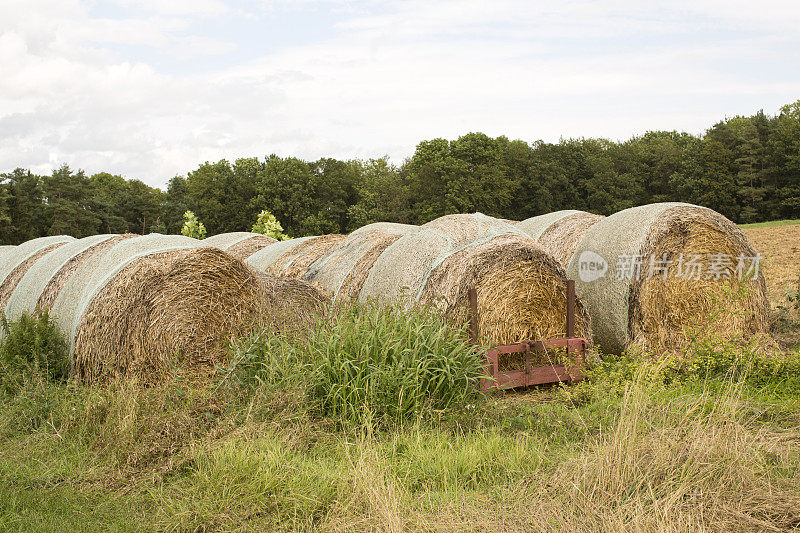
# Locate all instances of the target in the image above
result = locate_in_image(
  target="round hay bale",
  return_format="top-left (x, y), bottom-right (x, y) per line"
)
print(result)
top-left (69, 240), bottom-right (328, 385)
top-left (304, 223), bottom-right (417, 300)
top-left (567, 202), bottom-right (769, 354)
top-left (247, 234), bottom-right (345, 279)
top-left (0, 236), bottom-right (75, 312)
top-left (2, 235), bottom-right (133, 329)
top-left (51, 234), bottom-right (200, 355)
top-left (361, 214), bottom-right (591, 353)
top-left (203, 232), bottom-right (277, 261)
top-left (518, 210), bottom-right (605, 266)
top-left (362, 213), bottom-right (523, 302)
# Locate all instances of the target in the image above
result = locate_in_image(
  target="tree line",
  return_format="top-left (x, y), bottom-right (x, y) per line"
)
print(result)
top-left (2, 101), bottom-right (799, 245)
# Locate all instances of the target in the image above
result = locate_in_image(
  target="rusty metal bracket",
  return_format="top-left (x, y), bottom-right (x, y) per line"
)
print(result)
top-left (470, 280), bottom-right (588, 391)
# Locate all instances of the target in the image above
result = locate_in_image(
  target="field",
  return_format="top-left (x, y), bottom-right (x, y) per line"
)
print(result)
top-left (1, 225), bottom-right (800, 531)
top-left (742, 221), bottom-right (800, 307)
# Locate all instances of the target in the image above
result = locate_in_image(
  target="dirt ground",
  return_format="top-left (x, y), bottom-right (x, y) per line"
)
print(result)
top-left (743, 223), bottom-right (800, 307)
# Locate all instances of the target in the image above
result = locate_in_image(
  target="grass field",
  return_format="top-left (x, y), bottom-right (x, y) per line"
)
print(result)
top-left (2, 224), bottom-right (800, 531)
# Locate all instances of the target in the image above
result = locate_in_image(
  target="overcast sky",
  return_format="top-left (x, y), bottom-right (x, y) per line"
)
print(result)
top-left (2, 0), bottom-right (799, 188)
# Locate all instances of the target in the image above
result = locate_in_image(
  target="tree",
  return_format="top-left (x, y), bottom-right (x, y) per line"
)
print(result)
top-left (0, 169), bottom-right (46, 244)
top-left (163, 176), bottom-right (191, 234)
top-left (181, 210), bottom-right (206, 239)
top-left (252, 209), bottom-right (287, 240)
top-left (42, 165), bottom-right (101, 238)
top-left (90, 172), bottom-right (130, 233)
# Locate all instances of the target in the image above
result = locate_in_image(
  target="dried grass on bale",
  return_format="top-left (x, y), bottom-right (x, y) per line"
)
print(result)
top-left (0, 236), bottom-right (75, 312)
top-left (73, 247), bottom-right (328, 385)
top-left (362, 214), bottom-right (591, 367)
top-left (304, 223), bottom-right (415, 300)
top-left (249, 234), bottom-right (346, 279)
top-left (203, 232), bottom-right (277, 261)
top-left (567, 203), bottom-right (769, 354)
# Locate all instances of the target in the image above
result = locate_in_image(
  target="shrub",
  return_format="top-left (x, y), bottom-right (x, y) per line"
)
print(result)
top-left (251, 209), bottom-right (288, 240)
top-left (180, 210), bottom-right (206, 239)
top-left (0, 310), bottom-right (69, 395)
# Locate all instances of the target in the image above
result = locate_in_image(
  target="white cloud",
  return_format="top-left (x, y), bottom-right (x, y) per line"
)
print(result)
top-left (1, 0), bottom-right (799, 187)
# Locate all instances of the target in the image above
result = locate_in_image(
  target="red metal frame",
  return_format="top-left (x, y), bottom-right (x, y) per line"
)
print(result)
top-left (470, 280), bottom-right (589, 391)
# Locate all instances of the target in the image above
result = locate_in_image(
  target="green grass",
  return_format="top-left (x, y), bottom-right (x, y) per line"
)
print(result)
top-left (1, 304), bottom-right (800, 531)
top-left (739, 218), bottom-right (800, 228)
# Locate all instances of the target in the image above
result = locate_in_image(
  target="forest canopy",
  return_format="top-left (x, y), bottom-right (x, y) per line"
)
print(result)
top-left (2, 101), bottom-right (799, 245)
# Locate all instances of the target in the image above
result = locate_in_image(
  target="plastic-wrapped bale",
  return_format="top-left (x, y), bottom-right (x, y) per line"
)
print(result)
top-left (202, 232), bottom-right (277, 261)
top-left (0, 235), bottom-right (76, 312)
top-left (567, 202), bottom-right (769, 354)
top-left (304, 222), bottom-right (417, 300)
top-left (48, 234), bottom-right (326, 385)
top-left (2, 235), bottom-right (134, 333)
top-left (361, 213), bottom-right (591, 354)
top-left (517, 210), bottom-right (605, 267)
top-left (246, 234), bottom-right (345, 279)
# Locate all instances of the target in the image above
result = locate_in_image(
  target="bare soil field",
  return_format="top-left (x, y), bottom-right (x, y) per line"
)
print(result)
top-left (743, 223), bottom-right (800, 307)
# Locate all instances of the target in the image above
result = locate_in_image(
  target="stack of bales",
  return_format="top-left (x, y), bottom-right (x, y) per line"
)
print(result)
top-left (247, 234), bottom-right (346, 279)
top-left (302, 223), bottom-right (418, 300)
top-left (517, 210), bottom-right (605, 267)
top-left (358, 214), bottom-right (591, 347)
top-left (203, 232), bottom-right (277, 261)
top-left (531, 203), bottom-right (768, 353)
top-left (1, 234), bottom-right (328, 384)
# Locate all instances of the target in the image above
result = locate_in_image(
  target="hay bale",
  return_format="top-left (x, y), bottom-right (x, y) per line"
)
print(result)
top-left (247, 234), bottom-right (345, 279)
top-left (304, 223), bottom-right (417, 300)
top-left (51, 234), bottom-right (200, 355)
top-left (518, 210), bottom-right (605, 266)
top-left (225, 235), bottom-right (277, 261)
top-left (0, 236), bottom-right (75, 312)
top-left (362, 213), bottom-right (523, 302)
top-left (203, 232), bottom-right (277, 260)
top-left (58, 235), bottom-right (327, 385)
top-left (2, 235), bottom-right (129, 328)
top-left (567, 202), bottom-right (769, 354)
top-left (361, 213), bottom-right (591, 353)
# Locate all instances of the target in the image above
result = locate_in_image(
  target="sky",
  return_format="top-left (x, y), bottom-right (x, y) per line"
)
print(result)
top-left (1, 0), bottom-right (800, 189)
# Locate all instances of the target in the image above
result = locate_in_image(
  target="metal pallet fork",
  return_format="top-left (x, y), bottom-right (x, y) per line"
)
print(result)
top-left (469, 280), bottom-right (589, 391)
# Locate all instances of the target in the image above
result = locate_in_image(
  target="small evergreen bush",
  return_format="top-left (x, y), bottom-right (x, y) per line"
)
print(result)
top-left (0, 310), bottom-right (69, 395)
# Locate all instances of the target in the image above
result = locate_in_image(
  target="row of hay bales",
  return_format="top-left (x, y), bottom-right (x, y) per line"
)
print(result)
top-left (243, 215), bottom-right (592, 351)
top-left (0, 200), bottom-right (770, 388)
top-left (235, 202), bottom-right (768, 355)
top-left (0, 234), bottom-right (326, 385)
